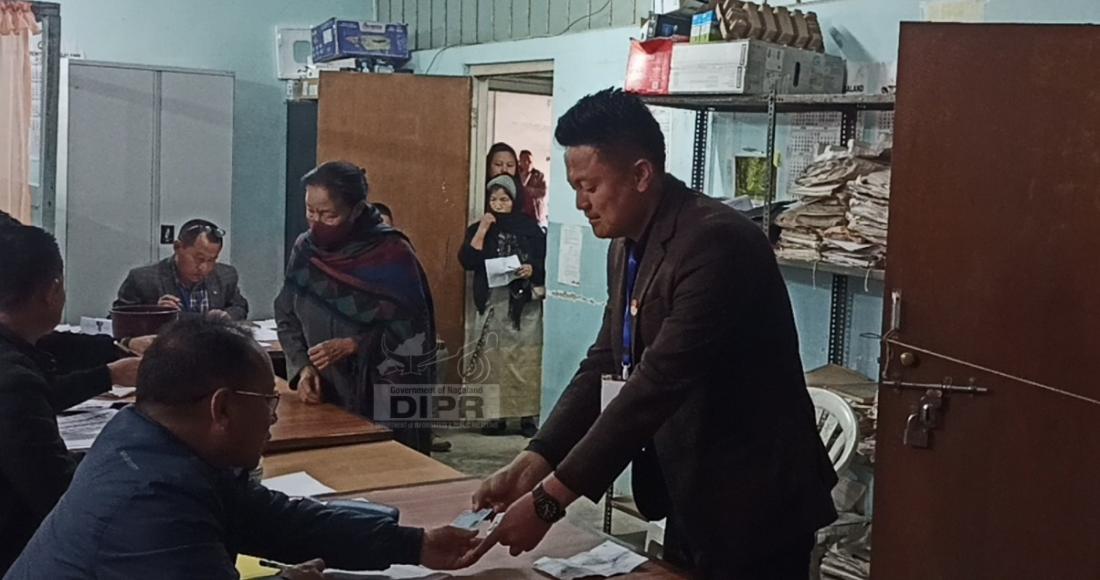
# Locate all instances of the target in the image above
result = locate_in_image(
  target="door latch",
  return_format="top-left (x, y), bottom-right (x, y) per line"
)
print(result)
top-left (903, 389), bottom-right (944, 449)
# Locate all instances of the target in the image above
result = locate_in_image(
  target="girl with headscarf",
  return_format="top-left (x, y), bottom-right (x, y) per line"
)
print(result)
top-left (275, 161), bottom-right (435, 454)
top-left (458, 173), bottom-right (546, 437)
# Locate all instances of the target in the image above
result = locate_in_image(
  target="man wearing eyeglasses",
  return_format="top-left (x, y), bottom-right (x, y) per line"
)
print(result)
top-left (113, 218), bottom-right (249, 321)
top-left (7, 318), bottom-right (484, 579)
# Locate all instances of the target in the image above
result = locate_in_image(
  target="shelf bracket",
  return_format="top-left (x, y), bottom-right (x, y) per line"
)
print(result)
top-left (690, 109), bottom-right (709, 191)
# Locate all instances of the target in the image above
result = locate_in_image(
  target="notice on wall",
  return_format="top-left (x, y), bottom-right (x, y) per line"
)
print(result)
top-left (557, 225), bottom-right (583, 287)
top-left (922, 0), bottom-right (987, 22)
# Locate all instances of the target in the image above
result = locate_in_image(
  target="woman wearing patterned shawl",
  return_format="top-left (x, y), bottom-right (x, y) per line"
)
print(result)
top-left (275, 161), bottom-right (434, 454)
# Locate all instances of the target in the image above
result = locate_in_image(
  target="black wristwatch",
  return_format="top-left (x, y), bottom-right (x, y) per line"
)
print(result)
top-left (532, 483), bottom-right (566, 524)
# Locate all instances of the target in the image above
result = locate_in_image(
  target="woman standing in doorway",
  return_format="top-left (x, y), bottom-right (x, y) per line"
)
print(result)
top-left (275, 161), bottom-right (435, 454)
top-left (486, 142), bottom-right (540, 224)
top-left (459, 174), bottom-right (546, 437)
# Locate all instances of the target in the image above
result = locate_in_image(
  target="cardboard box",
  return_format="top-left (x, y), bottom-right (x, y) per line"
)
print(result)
top-left (625, 38), bottom-right (683, 95)
top-left (668, 40), bottom-right (844, 94)
top-left (691, 10), bottom-right (721, 43)
top-left (643, 11), bottom-right (692, 40)
top-left (311, 19), bottom-right (409, 63)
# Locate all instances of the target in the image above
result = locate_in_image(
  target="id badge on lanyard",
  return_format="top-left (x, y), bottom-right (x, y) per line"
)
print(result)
top-left (605, 244), bottom-right (640, 412)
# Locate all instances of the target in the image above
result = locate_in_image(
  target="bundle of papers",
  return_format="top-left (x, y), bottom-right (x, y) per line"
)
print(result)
top-left (822, 526), bottom-right (873, 580)
top-left (777, 148), bottom-right (891, 269)
top-left (776, 197), bottom-right (848, 230)
top-left (789, 155), bottom-right (886, 198)
top-left (821, 226), bottom-right (884, 269)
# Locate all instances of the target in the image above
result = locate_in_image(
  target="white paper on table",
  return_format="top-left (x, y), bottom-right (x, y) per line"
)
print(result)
top-left (485, 255), bottom-right (522, 288)
top-left (58, 408), bottom-right (118, 451)
top-left (262, 472), bottom-right (335, 497)
top-left (323, 565), bottom-right (449, 579)
top-left (557, 224), bottom-right (583, 287)
top-left (108, 386), bottom-right (136, 398)
top-left (79, 317), bottom-right (112, 336)
top-left (533, 540), bottom-right (648, 579)
top-left (66, 399), bottom-right (117, 412)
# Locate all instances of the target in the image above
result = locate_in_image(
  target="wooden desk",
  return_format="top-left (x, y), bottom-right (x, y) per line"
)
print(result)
top-left (262, 441), bottom-right (468, 495)
top-left (363, 480), bottom-right (688, 579)
top-left (268, 394), bottom-right (392, 453)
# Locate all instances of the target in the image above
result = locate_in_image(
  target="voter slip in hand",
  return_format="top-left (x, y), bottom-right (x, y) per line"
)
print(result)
top-left (533, 540), bottom-right (648, 579)
top-left (450, 508), bottom-right (494, 531)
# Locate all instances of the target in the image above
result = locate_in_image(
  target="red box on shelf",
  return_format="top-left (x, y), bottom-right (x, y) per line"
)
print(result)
top-left (624, 38), bottom-right (684, 95)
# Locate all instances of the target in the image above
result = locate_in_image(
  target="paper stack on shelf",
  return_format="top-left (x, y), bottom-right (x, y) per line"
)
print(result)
top-left (822, 526), bottom-right (873, 580)
top-left (844, 169), bottom-right (891, 247)
top-left (776, 146), bottom-right (890, 269)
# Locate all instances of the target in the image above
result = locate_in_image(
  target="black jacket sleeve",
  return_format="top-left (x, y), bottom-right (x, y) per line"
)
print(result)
top-left (529, 229), bottom-right (547, 286)
top-left (36, 332), bottom-right (121, 373)
top-left (458, 224), bottom-right (486, 271)
top-left (47, 366), bottom-right (113, 413)
top-left (0, 369), bottom-right (78, 525)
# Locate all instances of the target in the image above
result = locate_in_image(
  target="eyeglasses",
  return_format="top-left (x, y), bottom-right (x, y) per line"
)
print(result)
top-left (232, 390), bottom-right (280, 415)
top-left (181, 222), bottom-right (226, 243)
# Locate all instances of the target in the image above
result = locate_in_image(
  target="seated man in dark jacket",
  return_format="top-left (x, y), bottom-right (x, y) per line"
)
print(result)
top-left (113, 218), bottom-right (249, 320)
top-left (0, 225), bottom-right (141, 574)
top-left (6, 319), bottom-right (482, 579)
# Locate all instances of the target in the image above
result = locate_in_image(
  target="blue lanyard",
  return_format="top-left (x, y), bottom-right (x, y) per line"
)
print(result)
top-left (622, 244), bottom-right (640, 380)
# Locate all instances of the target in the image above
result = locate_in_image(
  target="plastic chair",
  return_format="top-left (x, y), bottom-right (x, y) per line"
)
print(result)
top-left (808, 387), bottom-right (859, 475)
top-left (645, 388), bottom-right (861, 562)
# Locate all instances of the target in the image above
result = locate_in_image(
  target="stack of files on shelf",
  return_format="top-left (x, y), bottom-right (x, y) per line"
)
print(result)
top-left (844, 169), bottom-right (891, 247)
top-left (776, 146), bottom-right (890, 269)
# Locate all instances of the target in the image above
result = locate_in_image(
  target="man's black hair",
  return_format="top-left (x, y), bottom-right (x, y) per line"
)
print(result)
top-left (178, 218), bottom-right (224, 247)
top-left (554, 88), bottom-right (666, 172)
top-left (0, 210), bottom-right (20, 228)
top-left (520, 149), bottom-right (533, 157)
top-left (301, 161), bottom-right (369, 208)
top-left (136, 318), bottom-right (267, 407)
top-left (0, 225), bottom-right (63, 312)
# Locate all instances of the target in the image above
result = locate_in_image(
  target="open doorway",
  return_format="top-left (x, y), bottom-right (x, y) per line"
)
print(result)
top-left (443, 61), bottom-right (554, 461)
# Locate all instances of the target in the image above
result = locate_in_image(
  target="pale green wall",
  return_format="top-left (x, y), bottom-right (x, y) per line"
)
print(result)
top-left (57, 0), bottom-right (375, 318)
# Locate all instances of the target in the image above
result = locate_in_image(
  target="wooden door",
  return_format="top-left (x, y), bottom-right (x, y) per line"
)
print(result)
top-left (873, 24), bottom-right (1100, 579)
top-left (317, 73), bottom-right (472, 381)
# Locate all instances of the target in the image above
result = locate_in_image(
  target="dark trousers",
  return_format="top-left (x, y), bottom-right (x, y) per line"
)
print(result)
top-left (664, 516), bottom-right (814, 580)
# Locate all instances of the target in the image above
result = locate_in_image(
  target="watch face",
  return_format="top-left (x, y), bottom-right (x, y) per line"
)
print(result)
top-left (536, 498), bottom-right (558, 521)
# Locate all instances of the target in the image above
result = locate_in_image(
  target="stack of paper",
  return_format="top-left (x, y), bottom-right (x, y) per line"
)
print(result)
top-left (843, 169), bottom-right (891, 251)
top-left (261, 472), bottom-right (335, 497)
top-left (820, 226), bottom-right (884, 269)
top-left (777, 148), bottom-right (888, 267)
top-left (822, 526), bottom-right (873, 580)
top-left (58, 408), bottom-right (118, 451)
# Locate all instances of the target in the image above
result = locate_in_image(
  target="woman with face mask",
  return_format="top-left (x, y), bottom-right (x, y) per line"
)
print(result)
top-left (275, 161), bottom-right (435, 454)
top-left (458, 174), bottom-right (546, 437)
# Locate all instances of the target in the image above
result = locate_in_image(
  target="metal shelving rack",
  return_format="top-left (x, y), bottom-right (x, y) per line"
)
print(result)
top-left (640, 91), bottom-right (895, 366)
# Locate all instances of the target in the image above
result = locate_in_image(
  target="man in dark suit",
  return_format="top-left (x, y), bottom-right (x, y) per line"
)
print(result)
top-left (0, 224), bottom-right (141, 574)
top-left (472, 89), bottom-right (838, 578)
top-left (113, 218), bottom-right (249, 320)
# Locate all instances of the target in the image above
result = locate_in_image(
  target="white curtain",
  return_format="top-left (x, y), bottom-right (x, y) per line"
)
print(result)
top-left (0, 1), bottom-right (38, 223)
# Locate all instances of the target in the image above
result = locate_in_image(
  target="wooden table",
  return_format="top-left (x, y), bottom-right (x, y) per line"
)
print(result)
top-left (267, 378), bottom-right (392, 453)
top-left (262, 441), bottom-right (468, 496)
top-left (362, 480), bottom-right (688, 579)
